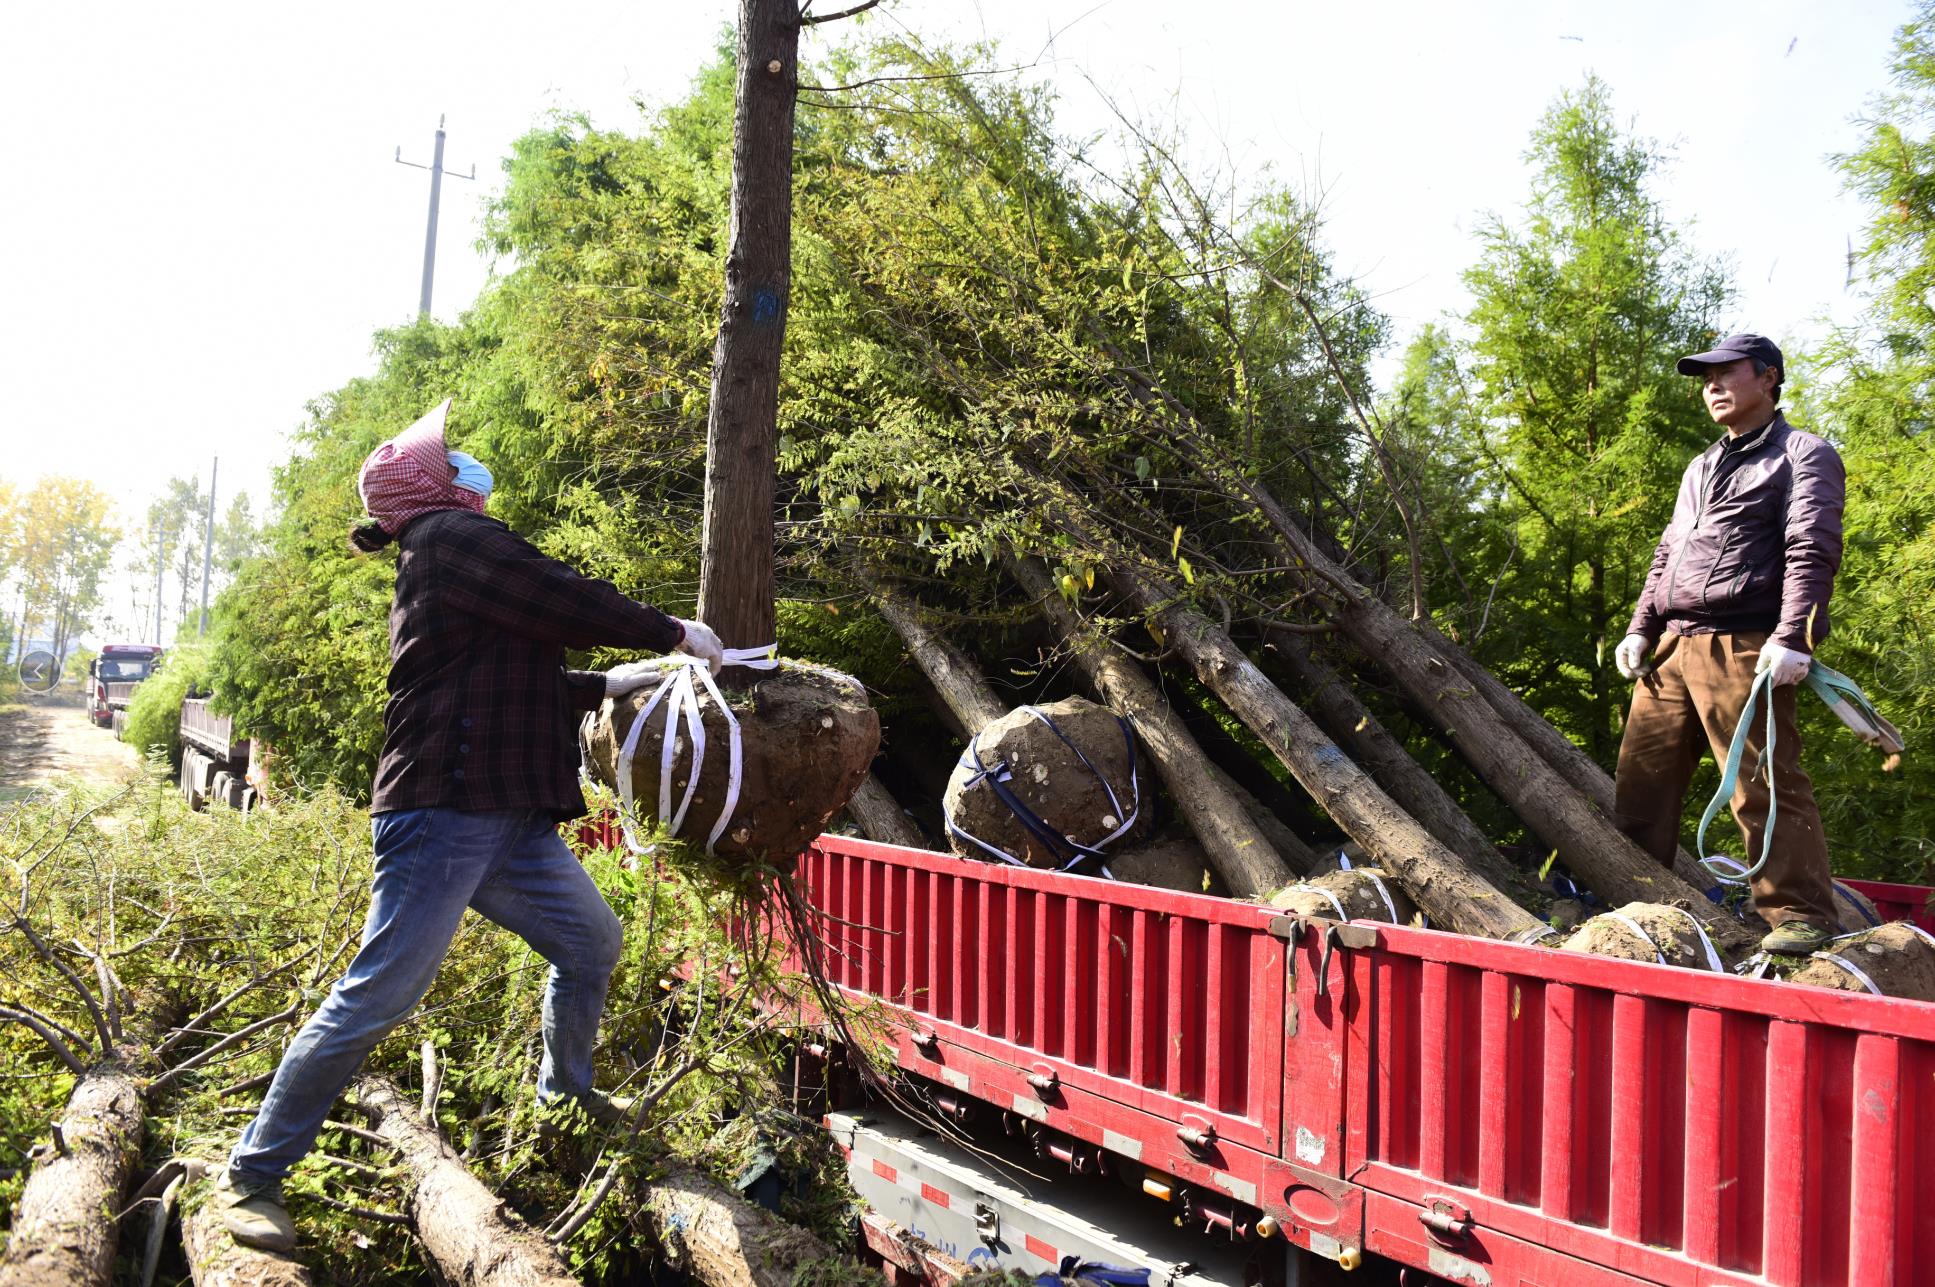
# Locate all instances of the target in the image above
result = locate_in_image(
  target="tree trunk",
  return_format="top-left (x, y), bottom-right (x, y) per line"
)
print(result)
top-left (695, 0), bottom-right (801, 655)
top-left (1264, 627), bottom-right (1521, 894)
top-left (845, 773), bottom-right (924, 848)
top-left (0, 1064), bottom-right (143, 1287)
top-left (1113, 571), bottom-right (1547, 941)
top-left (180, 1163), bottom-right (313, 1287)
top-left (1013, 557), bottom-right (1302, 893)
top-left (1236, 478), bottom-right (1753, 950)
top-left (1442, 642), bottom-right (1718, 892)
top-left (873, 586), bottom-right (1010, 732)
top-left (643, 1166), bottom-right (843, 1287)
top-left (352, 1077), bottom-right (579, 1287)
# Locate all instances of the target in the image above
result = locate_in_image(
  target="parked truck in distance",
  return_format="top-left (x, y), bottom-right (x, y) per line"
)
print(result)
top-left (177, 695), bottom-right (255, 811)
top-left (86, 643), bottom-right (163, 733)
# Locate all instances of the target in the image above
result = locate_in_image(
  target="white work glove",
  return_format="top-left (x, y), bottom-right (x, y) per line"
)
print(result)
top-left (1755, 641), bottom-right (1812, 687)
top-left (672, 617), bottom-right (725, 677)
top-left (1614, 634), bottom-right (1653, 680)
top-left (604, 659), bottom-right (666, 699)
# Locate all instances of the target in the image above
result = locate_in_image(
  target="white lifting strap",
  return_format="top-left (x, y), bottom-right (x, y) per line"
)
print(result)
top-left (614, 647), bottom-right (780, 855)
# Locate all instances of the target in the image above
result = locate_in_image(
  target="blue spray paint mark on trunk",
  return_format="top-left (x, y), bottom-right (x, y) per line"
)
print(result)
top-left (752, 288), bottom-right (780, 324)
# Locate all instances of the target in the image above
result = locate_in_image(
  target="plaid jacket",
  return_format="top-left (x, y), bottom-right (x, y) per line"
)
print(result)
top-left (370, 510), bottom-right (684, 820)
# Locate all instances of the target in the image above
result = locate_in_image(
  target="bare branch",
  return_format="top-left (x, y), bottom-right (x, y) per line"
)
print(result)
top-left (10, 917), bottom-right (113, 1054)
top-left (149, 1001), bottom-right (301, 1095)
top-left (0, 1006), bottom-right (88, 1074)
top-left (800, 0), bottom-right (880, 24)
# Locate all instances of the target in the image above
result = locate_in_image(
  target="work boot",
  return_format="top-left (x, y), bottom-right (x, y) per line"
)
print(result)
top-left (1760, 919), bottom-right (1834, 956)
top-left (581, 1090), bottom-right (639, 1131)
top-left (210, 1168), bottom-right (296, 1254)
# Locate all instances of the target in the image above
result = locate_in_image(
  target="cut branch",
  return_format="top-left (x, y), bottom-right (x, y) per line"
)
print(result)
top-left (643, 1165), bottom-right (847, 1287)
top-left (1110, 567), bottom-right (1548, 941)
top-left (873, 584), bottom-right (1009, 732)
top-left (845, 774), bottom-right (925, 848)
top-left (352, 1076), bottom-right (579, 1287)
top-left (1013, 556), bottom-right (1303, 894)
top-left (0, 1063), bottom-right (144, 1287)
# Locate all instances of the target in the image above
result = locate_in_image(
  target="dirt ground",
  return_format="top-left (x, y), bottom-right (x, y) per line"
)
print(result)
top-left (0, 694), bottom-right (144, 800)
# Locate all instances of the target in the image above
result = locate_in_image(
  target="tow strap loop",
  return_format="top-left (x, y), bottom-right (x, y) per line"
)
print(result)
top-left (1604, 912), bottom-right (1667, 965)
top-left (944, 707), bottom-right (1139, 878)
top-left (1811, 952), bottom-right (1884, 995)
top-left (1698, 669), bottom-right (1781, 882)
top-left (1291, 884), bottom-right (1351, 922)
top-left (1699, 661), bottom-right (1902, 884)
top-left (614, 646), bottom-right (779, 855)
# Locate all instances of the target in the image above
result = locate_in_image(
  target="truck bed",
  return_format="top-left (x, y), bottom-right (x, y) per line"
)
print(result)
top-left (794, 835), bottom-right (1935, 1287)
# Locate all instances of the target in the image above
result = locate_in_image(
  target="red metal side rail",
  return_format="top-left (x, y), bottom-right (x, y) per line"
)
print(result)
top-left (797, 837), bottom-right (1935, 1287)
top-left (796, 835), bottom-right (1290, 1218)
top-left (1841, 878), bottom-right (1935, 934)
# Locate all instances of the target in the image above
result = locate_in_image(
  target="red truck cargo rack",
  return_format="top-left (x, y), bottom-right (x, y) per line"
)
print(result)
top-left (795, 834), bottom-right (1935, 1287)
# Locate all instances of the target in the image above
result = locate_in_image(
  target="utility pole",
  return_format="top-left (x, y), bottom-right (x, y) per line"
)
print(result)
top-left (198, 457), bottom-right (218, 635)
top-left (395, 116), bottom-right (475, 319)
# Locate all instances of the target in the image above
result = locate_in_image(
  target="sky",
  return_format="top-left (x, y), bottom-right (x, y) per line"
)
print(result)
top-left (0, 0), bottom-right (1914, 622)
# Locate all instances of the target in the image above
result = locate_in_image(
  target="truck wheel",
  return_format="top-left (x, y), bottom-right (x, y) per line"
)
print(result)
top-left (223, 776), bottom-right (248, 810)
top-left (186, 751), bottom-right (210, 810)
top-left (211, 771), bottom-right (232, 810)
top-left (178, 757), bottom-right (194, 803)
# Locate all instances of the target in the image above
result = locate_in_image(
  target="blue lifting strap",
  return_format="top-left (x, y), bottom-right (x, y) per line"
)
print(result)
top-left (945, 707), bottom-right (1141, 878)
top-left (1697, 660), bottom-right (1900, 884)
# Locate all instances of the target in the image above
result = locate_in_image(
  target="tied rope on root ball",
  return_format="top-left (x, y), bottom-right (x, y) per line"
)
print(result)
top-left (582, 650), bottom-right (880, 870)
top-left (1560, 901), bottom-right (1729, 972)
top-left (1267, 867), bottom-right (1420, 926)
top-left (942, 697), bottom-right (1148, 877)
top-left (1783, 922), bottom-right (1935, 1001)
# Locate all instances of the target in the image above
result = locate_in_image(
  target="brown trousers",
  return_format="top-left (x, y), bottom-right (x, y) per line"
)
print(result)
top-left (1613, 631), bottom-right (1837, 929)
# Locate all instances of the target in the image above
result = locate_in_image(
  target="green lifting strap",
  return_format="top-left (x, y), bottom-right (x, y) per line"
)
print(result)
top-left (1696, 660), bottom-right (1903, 883)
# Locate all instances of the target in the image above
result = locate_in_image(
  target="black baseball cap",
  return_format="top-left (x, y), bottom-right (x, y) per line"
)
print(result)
top-left (1676, 333), bottom-right (1783, 377)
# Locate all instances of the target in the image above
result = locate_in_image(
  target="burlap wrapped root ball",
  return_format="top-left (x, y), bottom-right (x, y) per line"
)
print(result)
top-left (1268, 868), bottom-right (1419, 926)
top-left (943, 697), bottom-right (1152, 869)
top-left (1786, 922), bottom-right (1935, 1001)
top-left (583, 661), bottom-right (880, 866)
top-left (1561, 902), bottom-right (1724, 970)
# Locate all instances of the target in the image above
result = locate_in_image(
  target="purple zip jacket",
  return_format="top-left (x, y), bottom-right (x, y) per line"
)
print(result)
top-left (1627, 413), bottom-right (1845, 653)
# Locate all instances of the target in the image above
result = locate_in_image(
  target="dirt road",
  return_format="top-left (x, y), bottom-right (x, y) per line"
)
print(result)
top-left (0, 697), bottom-right (143, 800)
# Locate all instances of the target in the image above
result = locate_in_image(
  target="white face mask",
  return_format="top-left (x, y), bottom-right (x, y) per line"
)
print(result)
top-left (446, 450), bottom-right (493, 499)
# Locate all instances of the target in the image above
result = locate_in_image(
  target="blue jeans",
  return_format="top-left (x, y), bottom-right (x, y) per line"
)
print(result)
top-left (228, 807), bottom-right (623, 1184)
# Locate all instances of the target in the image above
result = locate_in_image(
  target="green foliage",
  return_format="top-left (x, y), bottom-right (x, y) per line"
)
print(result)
top-left (121, 638), bottom-right (214, 761)
top-left (1786, 1), bottom-right (1935, 882)
top-left (0, 776), bottom-right (862, 1284)
top-left (1398, 77), bottom-right (1731, 762)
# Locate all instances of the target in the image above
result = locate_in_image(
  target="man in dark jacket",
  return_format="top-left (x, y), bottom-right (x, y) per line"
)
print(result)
top-left (1613, 334), bottom-right (1843, 955)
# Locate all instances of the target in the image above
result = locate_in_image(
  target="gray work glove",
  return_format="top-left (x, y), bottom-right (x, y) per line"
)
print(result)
top-left (1755, 641), bottom-right (1812, 687)
top-left (1614, 633), bottom-right (1653, 681)
top-left (671, 617), bottom-right (725, 677)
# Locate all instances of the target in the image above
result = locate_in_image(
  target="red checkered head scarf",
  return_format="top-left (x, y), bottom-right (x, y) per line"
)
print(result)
top-left (357, 399), bottom-right (486, 534)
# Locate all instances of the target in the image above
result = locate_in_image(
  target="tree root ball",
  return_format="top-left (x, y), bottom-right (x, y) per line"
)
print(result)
top-left (1106, 828), bottom-right (1218, 894)
top-left (942, 697), bottom-right (1152, 868)
top-left (1561, 901), bottom-right (1724, 970)
top-left (1267, 868), bottom-right (1419, 925)
top-left (584, 661), bottom-right (880, 866)
top-left (1786, 922), bottom-right (1935, 1001)
top-left (1830, 880), bottom-right (1884, 934)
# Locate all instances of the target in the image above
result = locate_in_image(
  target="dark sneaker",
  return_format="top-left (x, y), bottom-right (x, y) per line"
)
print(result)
top-left (211, 1169), bottom-right (296, 1253)
top-left (1760, 920), bottom-right (1834, 956)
